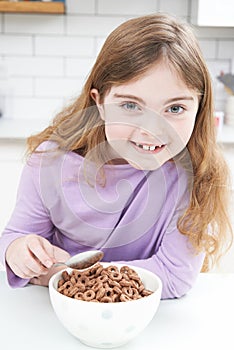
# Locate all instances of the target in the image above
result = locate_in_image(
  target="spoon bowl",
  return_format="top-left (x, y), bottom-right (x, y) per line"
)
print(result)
top-left (54, 250), bottom-right (104, 270)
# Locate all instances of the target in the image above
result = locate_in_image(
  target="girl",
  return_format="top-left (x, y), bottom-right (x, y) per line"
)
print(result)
top-left (0, 13), bottom-right (232, 299)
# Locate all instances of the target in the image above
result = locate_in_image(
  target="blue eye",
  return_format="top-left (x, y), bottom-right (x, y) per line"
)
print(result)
top-left (121, 102), bottom-right (140, 111)
top-left (168, 105), bottom-right (184, 114)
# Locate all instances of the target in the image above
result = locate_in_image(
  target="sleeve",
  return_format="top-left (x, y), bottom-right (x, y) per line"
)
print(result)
top-left (0, 157), bottom-right (54, 288)
top-left (115, 166), bottom-right (205, 300)
top-left (119, 228), bottom-right (205, 300)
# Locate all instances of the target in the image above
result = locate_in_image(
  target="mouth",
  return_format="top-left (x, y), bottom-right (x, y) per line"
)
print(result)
top-left (130, 141), bottom-right (166, 154)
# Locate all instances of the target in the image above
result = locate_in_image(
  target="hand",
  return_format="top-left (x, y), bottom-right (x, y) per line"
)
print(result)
top-left (5, 234), bottom-right (70, 280)
top-left (29, 265), bottom-right (66, 287)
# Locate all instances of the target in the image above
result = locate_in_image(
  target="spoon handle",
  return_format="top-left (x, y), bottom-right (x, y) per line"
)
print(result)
top-left (53, 262), bottom-right (67, 268)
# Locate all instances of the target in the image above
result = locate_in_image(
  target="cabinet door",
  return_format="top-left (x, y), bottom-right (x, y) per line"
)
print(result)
top-left (191, 0), bottom-right (234, 27)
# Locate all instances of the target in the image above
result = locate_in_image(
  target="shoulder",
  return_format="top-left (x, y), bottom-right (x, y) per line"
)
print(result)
top-left (36, 140), bottom-right (59, 152)
top-left (27, 141), bottom-right (81, 167)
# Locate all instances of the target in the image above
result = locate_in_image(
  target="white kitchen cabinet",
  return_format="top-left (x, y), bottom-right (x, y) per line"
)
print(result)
top-left (191, 0), bottom-right (234, 27)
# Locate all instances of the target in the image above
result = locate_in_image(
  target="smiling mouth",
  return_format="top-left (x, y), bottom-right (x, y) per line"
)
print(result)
top-left (130, 141), bottom-right (166, 153)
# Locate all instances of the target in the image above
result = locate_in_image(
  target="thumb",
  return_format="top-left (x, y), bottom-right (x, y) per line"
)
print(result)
top-left (53, 246), bottom-right (70, 263)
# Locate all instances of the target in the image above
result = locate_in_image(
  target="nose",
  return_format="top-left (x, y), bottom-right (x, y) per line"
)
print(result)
top-left (139, 109), bottom-right (165, 139)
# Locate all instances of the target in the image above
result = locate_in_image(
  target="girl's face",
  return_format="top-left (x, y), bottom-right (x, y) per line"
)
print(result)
top-left (91, 62), bottom-right (199, 170)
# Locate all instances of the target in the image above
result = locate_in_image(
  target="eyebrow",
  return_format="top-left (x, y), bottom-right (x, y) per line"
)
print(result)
top-left (113, 94), bottom-right (146, 105)
top-left (113, 93), bottom-right (194, 105)
top-left (164, 96), bottom-right (195, 104)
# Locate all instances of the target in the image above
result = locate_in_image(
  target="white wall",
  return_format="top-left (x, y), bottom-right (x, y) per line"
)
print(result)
top-left (0, 140), bottom-right (25, 233)
top-left (0, 0), bottom-right (234, 121)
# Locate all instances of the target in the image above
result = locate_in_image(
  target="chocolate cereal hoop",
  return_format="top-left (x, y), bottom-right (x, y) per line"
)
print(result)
top-left (57, 264), bottom-right (153, 303)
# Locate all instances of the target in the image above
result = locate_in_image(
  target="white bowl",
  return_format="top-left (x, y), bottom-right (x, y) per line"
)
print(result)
top-left (49, 262), bottom-right (162, 348)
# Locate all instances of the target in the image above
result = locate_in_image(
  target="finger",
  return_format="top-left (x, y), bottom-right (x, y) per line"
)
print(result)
top-left (53, 246), bottom-right (70, 263)
top-left (30, 266), bottom-right (63, 287)
top-left (24, 248), bottom-right (49, 275)
top-left (27, 237), bottom-right (54, 268)
top-left (9, 262), bottom-right (27, 279)
top-left (30, 277), bottom-right (42, 285)
top-left (10, 261), bottom-right (40, 279)
top-left (30, 275), bottom-right (49, 287)
top-left (41, 237), bottom-right (56, 261)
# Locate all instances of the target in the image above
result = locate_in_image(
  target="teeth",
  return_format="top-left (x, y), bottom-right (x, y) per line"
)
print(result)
top-left (135, 142), bottom-right (162, 151)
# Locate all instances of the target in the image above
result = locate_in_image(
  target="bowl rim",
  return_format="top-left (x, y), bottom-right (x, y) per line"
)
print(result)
top-left (49, 262), bottom-right (162, 305)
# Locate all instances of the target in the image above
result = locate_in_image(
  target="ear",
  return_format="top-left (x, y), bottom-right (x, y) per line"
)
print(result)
top-left (90, 88), bottom-right (105, 120)
top-left (90, 88), bottom-right (100, 104)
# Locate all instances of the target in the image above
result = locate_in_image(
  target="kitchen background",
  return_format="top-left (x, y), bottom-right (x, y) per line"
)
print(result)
top-left (0, 0), bottom-right (233, 272)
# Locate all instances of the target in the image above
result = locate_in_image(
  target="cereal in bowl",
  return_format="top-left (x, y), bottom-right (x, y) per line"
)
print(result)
top-left (57, 264), bottom-right (153, 302)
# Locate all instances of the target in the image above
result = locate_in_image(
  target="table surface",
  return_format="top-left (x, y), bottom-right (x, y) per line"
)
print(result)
top-left (0, 271), bottom-right (233, 350)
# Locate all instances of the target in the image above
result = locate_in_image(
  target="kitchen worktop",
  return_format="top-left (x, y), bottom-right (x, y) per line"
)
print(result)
top-left (0, 118), bottom-right (234, 143)
top-left (0, 271), bottom-right (234, 350)
top-left (0, 118), bottom-right (50, 140)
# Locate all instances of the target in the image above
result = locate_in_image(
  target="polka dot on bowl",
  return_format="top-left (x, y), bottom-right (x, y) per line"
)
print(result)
top-left (101, 309), bottom-right (113, 319)
top-left (76, 323), bottom-right (88, 331)
top-left (100, 343), bottom-right (113, 347)
top-left (125, 325), bottom-right (136, 333)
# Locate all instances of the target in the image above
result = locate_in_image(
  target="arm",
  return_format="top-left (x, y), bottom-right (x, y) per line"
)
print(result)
top-left (118, 228), bottom-right (205, 299)
top-left (115, 166), bottom-right (205, 300)
top-left (0, 158), bottom-right (69, 287)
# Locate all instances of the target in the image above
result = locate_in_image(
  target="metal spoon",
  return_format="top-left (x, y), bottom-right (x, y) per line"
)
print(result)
top-left (54, 250), bottom-right (104, 270)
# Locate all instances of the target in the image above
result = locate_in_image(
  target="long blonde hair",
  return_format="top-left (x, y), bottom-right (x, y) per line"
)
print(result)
top-left (27, 13), bottom-right (233, 271)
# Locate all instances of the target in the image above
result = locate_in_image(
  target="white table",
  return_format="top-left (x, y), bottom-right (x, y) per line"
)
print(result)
top-left (0, 271), bottom-right (233, 350)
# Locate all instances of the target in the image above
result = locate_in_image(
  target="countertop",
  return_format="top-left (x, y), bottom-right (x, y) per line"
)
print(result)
top-left (0, 118), bottom-right (49, 140)
top-left (0, 271), bottom-right (233, 350)
top-left (0, 118), bottom-right (234, 143)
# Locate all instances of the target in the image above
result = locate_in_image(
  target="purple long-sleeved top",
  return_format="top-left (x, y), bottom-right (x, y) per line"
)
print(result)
top-left (0, 141), bottom-right (205, 299)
